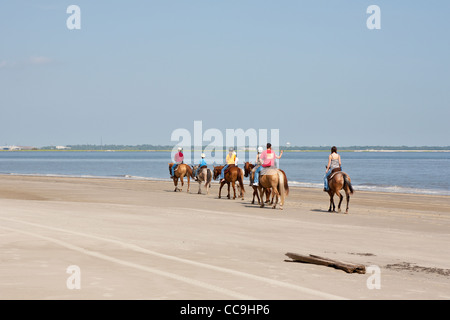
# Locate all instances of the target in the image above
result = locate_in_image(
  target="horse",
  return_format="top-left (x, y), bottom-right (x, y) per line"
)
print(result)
top-left (212, 165), bottom-right (245, 200)
top-left (168, 163), bottom-right (192, 192)
top-left (257, 167), bottom-right (289, 210)
top-left (191, 165), bottom-right (212, 195)
top-left (326, 171), bottom-right (354, 213)
top-left (243, 162), bottom-right (271, 205)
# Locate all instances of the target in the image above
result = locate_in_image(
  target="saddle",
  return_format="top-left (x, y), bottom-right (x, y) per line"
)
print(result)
top-left (224, 164), bottom-right (235, 175)
top-left (328, 168), bottom-right (342, 181)
top-left (260, 166), bottom-right (278, 176)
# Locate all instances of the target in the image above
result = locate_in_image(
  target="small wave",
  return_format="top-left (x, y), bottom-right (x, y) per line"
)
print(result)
top-left (288, 180), bottom-right (449, 196)
top-left (354, 184), bottom-right (450, 196)
top-left (1, 173), bottom-right (448, 196)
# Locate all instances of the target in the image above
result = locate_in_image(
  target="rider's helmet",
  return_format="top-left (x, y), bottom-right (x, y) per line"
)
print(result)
top-left (177, 147), bottom-right (182, 152)
top-left (229, 147), bottom-right (234, 152)
top-left (201, 153), bottom-right (205, 158)
top-left (257, 146), bottom-right (263, 153)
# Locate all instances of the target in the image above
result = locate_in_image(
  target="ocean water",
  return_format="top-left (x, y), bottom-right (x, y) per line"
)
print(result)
top-left (0, 151), bottom-right (449, 196)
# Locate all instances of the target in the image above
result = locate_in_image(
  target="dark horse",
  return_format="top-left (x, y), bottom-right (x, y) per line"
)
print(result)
top-left (326, 170), bottom-right (354, 213)
top-left (212, 165), bottom-right (245, 200)
top-left (243, 162), bottom-right (271, 205)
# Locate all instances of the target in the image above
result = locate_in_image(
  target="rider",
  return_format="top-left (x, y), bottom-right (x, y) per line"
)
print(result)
top-left (220, 147), bottom-right (237, 183)
top-left (324, 146), bottom-right (342, 191)
top-left (171, 147), bottom-right (184, 178)
top-left (194, 153), bottom-right (207, 181)
top-left (253, 143), bottom-right (283, 187)
top-left (250, 146), bottom-right (264, 186)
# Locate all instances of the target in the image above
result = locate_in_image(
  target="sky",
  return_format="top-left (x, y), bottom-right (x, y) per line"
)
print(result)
top-left (0, 0), bottom-right (449, 147)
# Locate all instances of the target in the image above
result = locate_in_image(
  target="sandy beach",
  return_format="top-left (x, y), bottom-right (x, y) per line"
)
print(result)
top-left (0, 174), bottom-right (449, 300)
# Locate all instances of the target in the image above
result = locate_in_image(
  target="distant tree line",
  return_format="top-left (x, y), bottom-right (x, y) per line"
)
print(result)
top-left (39, 145), bottom-right (450, 151)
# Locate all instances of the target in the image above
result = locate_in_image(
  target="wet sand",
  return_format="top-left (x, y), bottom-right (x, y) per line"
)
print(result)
top-left (0, 175), bottom-right (449, 299)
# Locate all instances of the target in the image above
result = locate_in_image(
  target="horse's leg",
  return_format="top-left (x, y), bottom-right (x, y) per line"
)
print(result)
top-left (251, 187), bottom-right (256, 204)
top-left (231, 181), bottom-right (237, 199)
top-left (178, 175), bottom-right (184, 192)
top-left (227, 182), bottom-right (231, 199)
top-left (256, 187), bottom-right (261, 204)
top-left (186, 174), bottom-right (190, 193)
top-left (258, 186), bottom-right (265, 208)
top-left (265, 189), bottom-right (271, 203)
top-left (218, 181), bottom-right (224, 198)
top-left (173, 177), bottom-right (178, 192)
top-left (198, 178), bottom-right (202, 194)
top-left (337, 191), bottom-right (343, 213)
top-left (272, 187), bottom-right (280, 209)
top-left (332, 193), bottom-right (336, 212)
top-left (328, 192), bottom-right (333, 212)
top-left (345, 191), bottom-right (350, 214)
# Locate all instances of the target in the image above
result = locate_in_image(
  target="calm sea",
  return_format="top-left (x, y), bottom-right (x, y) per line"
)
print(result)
top-left (0, 151), bottom-right (449, 196)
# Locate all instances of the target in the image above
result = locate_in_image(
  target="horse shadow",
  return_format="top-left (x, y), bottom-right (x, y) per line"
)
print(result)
top-left (310, 208), bottom-right (330, 213)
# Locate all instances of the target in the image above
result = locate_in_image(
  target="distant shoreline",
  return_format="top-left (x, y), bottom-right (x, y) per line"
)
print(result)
top-left (1, 149), bottom-right (450, 153)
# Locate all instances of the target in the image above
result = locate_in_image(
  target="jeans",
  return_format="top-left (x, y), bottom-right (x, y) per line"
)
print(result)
top-left (171, 164), bottom-right (179, 176)
top-left (324, 170), bottom-right (331, 190)
top-left (253, 165), bottom-right (262, 184)
top-left (220, 165), bottom-right (229, 180)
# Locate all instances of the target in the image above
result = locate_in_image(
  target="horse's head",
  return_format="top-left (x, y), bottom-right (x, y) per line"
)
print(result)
top-left (243, 162), bottom-right (254, 177)
top-left (212, 165), bottom-right (223, 180)
top-left (168, 162), bottom-right (174, 174)
top-left (191, 165), bottom-right (198, 177)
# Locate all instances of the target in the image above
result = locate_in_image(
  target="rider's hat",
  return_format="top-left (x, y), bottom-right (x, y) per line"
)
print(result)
top-left (201, 153), bottom-right (205, 158)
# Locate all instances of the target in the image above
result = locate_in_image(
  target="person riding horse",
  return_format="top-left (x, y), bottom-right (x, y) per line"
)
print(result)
top-left (249, 146), bottom-right (263, 186)
top-left (170, 147), bottom-right (184, 179)
top-left (194, 153), bottom-right (207, 181)
top-left (324, 146), bottom-right (342, 191)
top-left (253, 143), bottom-right (283, 187)
top-left (219, 147), bottom-right (238, 183)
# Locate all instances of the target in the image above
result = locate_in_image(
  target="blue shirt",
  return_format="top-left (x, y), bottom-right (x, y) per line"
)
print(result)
top-left (199, 159), bottom-right (207, 167)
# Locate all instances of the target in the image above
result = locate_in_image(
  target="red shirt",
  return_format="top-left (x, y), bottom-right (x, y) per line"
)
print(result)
top-left (260, 150), bottom-right (277, 167)
top-left (174, 152), bottom-right (184, 163)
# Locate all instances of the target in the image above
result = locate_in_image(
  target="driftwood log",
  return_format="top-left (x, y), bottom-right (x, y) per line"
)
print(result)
top-left (285, 252), bottom-right (366, 274)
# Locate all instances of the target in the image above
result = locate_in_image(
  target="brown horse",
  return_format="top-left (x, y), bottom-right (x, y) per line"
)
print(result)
top-left (243, 162), bottom-right (271, 205)
top-left (212, 165), bottom-right (245, 200)
top-left (258, 168), bottom-right (289, 210)
top-left (168, 163), bottom-right (192, 192)
top-left (326, 171), bottom-right (354, 213)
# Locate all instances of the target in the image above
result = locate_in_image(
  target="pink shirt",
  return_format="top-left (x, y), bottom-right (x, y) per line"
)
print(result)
top-left (174, 152), bottom-right (184, 163)
top-left (260, 150), bottom-right (277, 167)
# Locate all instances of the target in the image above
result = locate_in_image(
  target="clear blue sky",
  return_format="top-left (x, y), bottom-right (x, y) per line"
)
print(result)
top-left (1, 1), bottom-right (449, 147)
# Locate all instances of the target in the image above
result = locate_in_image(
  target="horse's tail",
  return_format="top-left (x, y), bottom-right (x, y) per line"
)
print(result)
top-left (206, 169), bottom-right (212, 187)
top-left (185, 164), bottom-right (193, 178)
top-left (238, 168), bottom-right (245, 197)
top-left (277, 170), bottom-right (286, 207)
top-left (280, 169), bottom-right (289, 197)
top-left (343, 173), bottom-right (354, 194)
